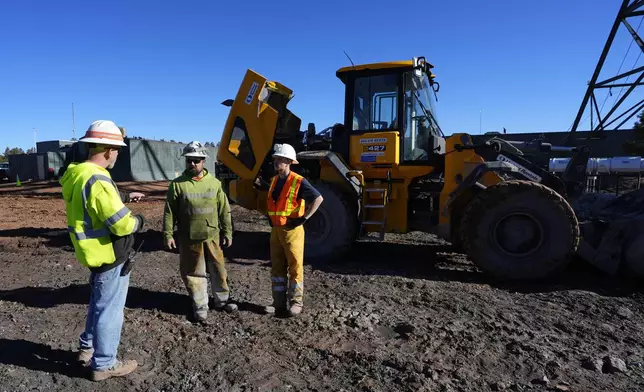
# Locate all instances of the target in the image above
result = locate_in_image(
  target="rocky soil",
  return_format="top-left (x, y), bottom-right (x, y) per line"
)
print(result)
top-left (1, 181), bottom-right (644, 391)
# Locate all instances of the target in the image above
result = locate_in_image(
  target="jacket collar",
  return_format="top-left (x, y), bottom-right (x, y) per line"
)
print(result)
top-left (183, 168), bottom-right (209, 180)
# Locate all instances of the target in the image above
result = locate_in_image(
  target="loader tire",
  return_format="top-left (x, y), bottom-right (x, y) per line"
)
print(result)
top-left (460, 180), bottom-right (580, 281)
top-left (303, 182), bottom-right (359, 262)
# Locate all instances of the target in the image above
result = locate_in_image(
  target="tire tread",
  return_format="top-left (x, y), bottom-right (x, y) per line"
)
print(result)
top-left (460, 180), bottom-right (580, 280)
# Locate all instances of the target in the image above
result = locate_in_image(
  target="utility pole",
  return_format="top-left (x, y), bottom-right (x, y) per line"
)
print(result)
top-left (479, 110), bottom-right (483, 134)
top-left (33, 128), bottom-right (37, 151)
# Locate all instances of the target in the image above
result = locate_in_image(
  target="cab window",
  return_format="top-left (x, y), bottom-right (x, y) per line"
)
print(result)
top-left (403, 71), bottom-right (441, 162)
top-left (352, 74), bottom-right (398, 131)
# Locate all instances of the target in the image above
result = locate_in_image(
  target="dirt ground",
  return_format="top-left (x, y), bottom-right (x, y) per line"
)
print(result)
top-left (1, 181), bottom-right (644, 392)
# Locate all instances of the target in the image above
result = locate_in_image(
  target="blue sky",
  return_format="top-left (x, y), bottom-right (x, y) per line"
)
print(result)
top-left (0, 0), bottom-right (637, 151)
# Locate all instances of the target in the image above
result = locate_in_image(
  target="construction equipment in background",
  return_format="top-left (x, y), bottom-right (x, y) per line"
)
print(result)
top-left (215, 2), bottom-right (644, 281)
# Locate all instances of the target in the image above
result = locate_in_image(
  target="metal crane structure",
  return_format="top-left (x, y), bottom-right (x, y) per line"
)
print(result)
top-left (566, 0), bottom-right (644, 145)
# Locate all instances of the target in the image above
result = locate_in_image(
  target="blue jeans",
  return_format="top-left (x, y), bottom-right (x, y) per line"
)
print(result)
top-left (78, 263), bottom-right (130, 370)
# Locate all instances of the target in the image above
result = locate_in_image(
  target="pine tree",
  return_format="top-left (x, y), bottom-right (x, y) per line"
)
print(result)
top-left (624, 109), bottom-right (644, 155)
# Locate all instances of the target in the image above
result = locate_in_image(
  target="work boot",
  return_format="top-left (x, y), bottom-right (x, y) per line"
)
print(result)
top-left (213, 300), bottom-right (238, 313)
top-left (262, 304), bottom-right (276, 314)
top-left (288, 303), bottom-right (303, 317)
top-left (77, 348), bottom-right (93, 367)
top-left (90, 359), bottom-right (137, 382)
top-left (264, 292), bottom-right (287, 315)
top-left (193, 310), bottom-right (211, 325)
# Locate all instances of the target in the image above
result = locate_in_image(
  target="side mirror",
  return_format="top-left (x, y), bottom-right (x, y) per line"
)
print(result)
top-left (221, 99), bottom-right (234, 107)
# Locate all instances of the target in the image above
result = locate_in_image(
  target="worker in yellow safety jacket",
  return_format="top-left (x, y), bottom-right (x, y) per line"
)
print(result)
top-left (60, 120), bottom-right (146, 382)
top-left (163, 141), bottom-right (235, 324)
top-left (264, 143), bottom-right (324, 317)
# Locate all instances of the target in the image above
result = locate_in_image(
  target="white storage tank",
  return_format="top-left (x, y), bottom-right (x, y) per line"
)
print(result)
top-left (549, 156), bottom-right (644, 174)
top-left (587, 158), bottom-right (600, 174)
top-left (595, 158), bottom-right (611, 174)
top-left (548, 157), bottom-right (600, 174)
top-left (549, 158), bottom-right (570, 173)
top-left (609, 157), bottom-right (643, 173)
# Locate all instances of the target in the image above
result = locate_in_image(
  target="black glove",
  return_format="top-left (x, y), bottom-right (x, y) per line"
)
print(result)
top-left (120, 190), bottom-right (130, 203)
top-left (135, 214), bottom-right (146, 232)
top-left (285, 217), bottom-right (307, 229)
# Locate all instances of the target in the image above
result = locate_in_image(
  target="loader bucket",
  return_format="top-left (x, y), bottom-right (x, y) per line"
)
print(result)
top-left (576, 187), bottom-right (644, 277)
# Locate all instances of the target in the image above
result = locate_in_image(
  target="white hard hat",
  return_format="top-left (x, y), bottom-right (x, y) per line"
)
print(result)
top-left (182, 141), bottom-right (208, 158)
top-left (79, 120), bottom-right (127, 147)
top-left (272, 143), bottom-right (298, 164)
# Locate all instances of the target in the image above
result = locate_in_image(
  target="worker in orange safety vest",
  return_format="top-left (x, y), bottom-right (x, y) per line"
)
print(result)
top-left (263, 143), bottom-right (323, 317)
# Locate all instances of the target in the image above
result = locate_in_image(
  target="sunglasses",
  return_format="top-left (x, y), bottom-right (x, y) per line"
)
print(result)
top-left (186, 158), bottom-right (204, 164)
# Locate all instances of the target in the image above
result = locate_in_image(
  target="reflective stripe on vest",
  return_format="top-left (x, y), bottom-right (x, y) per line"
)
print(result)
top-left (266, 172), bottom-right (305, 226)
top-left (68, 174), bottom-right (129, 240)
top-left (68, 225), bottom-right (110, 240)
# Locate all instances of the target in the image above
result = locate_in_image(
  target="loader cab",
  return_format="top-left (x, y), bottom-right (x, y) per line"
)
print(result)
top-left (335, 57), bottom-right (445, 168)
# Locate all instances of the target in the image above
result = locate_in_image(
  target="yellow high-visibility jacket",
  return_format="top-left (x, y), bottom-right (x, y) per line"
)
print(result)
top-left (60, 162), bottom-right (141, 269)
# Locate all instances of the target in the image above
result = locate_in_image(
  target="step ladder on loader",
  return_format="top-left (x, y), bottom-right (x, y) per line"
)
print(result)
top-left (347, 170), bottom-right (392, 242)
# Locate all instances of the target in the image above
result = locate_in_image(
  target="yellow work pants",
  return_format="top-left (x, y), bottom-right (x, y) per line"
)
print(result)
top-left (179, 239), bottom-right (229, 318)
top-left (270, 225), bottom-right (305, 306)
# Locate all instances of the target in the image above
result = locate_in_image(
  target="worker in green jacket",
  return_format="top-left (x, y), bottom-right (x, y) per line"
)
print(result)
top-left (163, 141), bottom-right (235, 323)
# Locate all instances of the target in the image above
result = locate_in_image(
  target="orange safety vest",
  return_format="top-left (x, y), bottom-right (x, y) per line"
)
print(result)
top-left (267, 171), bottom-right (306, 227)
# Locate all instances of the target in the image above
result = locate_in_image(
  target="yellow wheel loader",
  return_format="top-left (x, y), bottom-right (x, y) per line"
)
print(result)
top-left (216, 57), bottom-right (644, 281)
